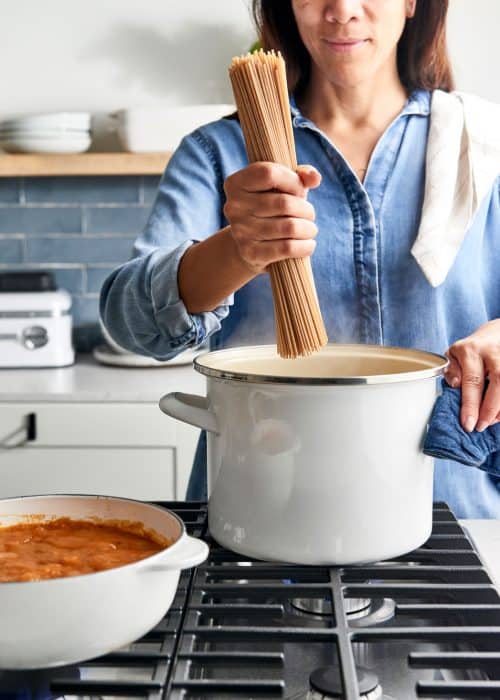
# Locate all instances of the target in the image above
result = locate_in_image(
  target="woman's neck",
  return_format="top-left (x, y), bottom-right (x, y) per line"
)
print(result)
top-left (297, 68), bottom-right (408, 136)
top-left (296, 66), bottom-right (409, 182)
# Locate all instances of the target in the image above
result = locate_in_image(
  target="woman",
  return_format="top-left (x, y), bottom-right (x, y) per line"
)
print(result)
top-left (100, 0), bottom-right (500, 517)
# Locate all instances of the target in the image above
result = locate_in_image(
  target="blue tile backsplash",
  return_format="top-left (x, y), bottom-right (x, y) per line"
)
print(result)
top-left (0, 175), bottom-right (160, 351)
top-left (85, 206), bottom-right (151, 234)
top-left (25, 235), bottom-right (138, 264)
top-left (0, 206), bottom-right (82, 234)
top-left (24, 176), bottom-right (142, 204)
top-left (0, 237), bottom-right (23, 263)
top-left (0, 180), bottom-right (21, 204)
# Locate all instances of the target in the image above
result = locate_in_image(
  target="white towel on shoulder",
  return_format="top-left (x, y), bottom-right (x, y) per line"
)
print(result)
top-left (411, 90), bottom-right (500, 287)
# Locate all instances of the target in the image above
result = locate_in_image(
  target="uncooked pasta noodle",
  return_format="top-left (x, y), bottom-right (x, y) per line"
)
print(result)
top-left (229, 50), bottom-right (328, 359)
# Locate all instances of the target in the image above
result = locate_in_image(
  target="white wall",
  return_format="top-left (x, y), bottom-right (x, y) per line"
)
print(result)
top-left (447, 0), bottom-right (500, 102)
top-left (2, 0), bottom-right (254, 115)
top-left (2, 0), bottom-right (498, 119)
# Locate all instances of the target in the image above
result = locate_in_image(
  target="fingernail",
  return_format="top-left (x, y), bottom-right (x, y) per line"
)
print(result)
top-left (464, 416), bottom-right (476, 432)
top-left (476, 421), bottom-right (488, 432)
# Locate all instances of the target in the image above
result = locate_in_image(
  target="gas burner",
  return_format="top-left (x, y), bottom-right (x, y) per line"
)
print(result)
top-left (290, 597), bottom-right (395, 627)
top-left (291, 596), bottom-right (335, 617)
top-left (291, 596), bottom-right (370, 617)
top-left (308, 665), bottom-right (383, 699)
top-left (347, 598), bottom-right (396, 627)
top-left (345, 597), bottom-right (377, 618)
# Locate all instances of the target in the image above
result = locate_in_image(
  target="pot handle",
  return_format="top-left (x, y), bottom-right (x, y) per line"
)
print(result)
top-left (140, 535), bottom-right (209, 572)
top-left (159, 392), bottom-right (219, 434)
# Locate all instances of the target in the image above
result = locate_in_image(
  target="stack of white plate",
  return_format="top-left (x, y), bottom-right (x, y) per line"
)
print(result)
top-left (0, 112), bottom-right (92, 153)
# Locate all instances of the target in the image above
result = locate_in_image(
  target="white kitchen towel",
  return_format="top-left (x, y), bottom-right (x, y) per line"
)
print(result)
top-left (411, 90), bottom-right (500, 287)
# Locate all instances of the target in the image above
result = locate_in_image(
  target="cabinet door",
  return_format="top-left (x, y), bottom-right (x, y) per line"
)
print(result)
top-left (0, 402), bottom-right (199, 500)
top-left (0, 403), bottom-right (178, 446)
top-left (0, 447), bottom-right (174, 500)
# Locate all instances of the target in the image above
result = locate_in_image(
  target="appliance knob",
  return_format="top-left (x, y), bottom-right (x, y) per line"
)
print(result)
top-left (22, 325), bottom-right (49, 350)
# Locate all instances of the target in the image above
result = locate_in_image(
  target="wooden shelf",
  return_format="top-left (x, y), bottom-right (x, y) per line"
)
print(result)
top-left (0, 152), bottom-right (171, 177)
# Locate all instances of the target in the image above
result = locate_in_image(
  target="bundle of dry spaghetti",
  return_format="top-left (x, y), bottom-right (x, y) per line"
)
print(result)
top-left (229, 50), bottom-right (328, 359)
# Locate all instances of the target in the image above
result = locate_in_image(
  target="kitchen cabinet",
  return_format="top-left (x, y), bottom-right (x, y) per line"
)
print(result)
top-left (0, 356), bottom-right (205, 500)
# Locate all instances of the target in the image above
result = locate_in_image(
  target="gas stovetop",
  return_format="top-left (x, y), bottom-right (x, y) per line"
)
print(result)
top-left (2, 501), bottom-right (500, 700)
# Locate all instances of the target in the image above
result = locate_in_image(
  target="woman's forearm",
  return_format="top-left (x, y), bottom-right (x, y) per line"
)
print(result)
top-left (178, 226), bottom-right (258, 313)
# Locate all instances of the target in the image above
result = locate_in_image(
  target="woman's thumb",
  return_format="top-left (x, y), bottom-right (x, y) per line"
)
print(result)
top-left (296, 164), bottom-right (322, 190)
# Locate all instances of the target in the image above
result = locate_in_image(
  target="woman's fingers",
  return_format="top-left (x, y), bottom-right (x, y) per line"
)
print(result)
top-left (446, 321), bottom-right (500, 432)
top-left (228, 191), bottom-right (316, 222)
top-left (225, 162), bottom-right (319, 197)
top-left (443, 351), bottom-right (462, 388)
top-left (448, 344), bottom-right (485, 432)
top-left (253, 216), bottom-right (318, 241)
top-left (229, 215), bottom-right (318, 270)
top-left (239, 238), bottom-right (317, 268)
top-left (229, 210), bottom-right (318, 242)
top-left (296, 164), bottom-right (322, 190)
top-left (476, 354), bottom-right (500, 431)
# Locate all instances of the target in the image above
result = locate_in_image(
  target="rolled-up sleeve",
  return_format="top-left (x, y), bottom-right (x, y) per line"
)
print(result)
top-left (99, 128), bottom-right (233, 360)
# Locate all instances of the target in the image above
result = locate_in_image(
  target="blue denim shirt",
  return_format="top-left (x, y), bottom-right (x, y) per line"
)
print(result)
top-left (100, 90), bottom-right (500, 519)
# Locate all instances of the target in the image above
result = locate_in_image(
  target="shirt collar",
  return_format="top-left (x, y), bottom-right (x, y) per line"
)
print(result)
top-left (404, 89), bottom-right (431, 116)
top-left (290, 88), bottom-right (431, 126)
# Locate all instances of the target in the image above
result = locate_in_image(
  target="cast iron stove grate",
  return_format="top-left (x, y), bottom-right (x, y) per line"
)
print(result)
top-left (5, 501), bottom-right (500, 700)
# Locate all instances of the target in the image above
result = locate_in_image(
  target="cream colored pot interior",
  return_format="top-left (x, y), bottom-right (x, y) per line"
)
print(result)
top-left (195, 343), bottom-right (447, 382)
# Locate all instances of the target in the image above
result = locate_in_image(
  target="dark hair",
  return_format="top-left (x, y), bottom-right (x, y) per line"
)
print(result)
top-left (252, 0), bottom-right (454, 95)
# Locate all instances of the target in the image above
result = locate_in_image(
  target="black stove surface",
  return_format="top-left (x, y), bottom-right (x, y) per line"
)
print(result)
top-left (2, 501), bottom-right (500, 700)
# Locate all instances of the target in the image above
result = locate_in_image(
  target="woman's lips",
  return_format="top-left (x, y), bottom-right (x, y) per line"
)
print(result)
top-left (324, 39), bottom-right (368, 53)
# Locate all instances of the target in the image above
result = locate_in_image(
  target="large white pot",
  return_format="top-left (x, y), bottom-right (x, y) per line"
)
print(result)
top-left (160, 344), bottom-right (447, 566)
top-left (0, 495), bottom-right (208, 669)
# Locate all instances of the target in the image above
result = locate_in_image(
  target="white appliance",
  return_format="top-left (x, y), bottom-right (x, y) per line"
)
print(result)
top-left (0, 290), bottom-right (74, 368)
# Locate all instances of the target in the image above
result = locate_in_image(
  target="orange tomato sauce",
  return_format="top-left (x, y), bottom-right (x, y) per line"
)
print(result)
top-left (0, 517), bottom-right (171, 583)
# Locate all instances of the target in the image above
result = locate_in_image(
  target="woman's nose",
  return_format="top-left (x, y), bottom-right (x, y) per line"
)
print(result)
top-left (324, 0), bottom-right (363, 24)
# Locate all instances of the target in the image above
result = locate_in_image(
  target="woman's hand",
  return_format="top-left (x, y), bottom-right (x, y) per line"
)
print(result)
top-left (223, 161), bottom-right (321, 274)
top-left (445, 319), bottom-right (500, 432)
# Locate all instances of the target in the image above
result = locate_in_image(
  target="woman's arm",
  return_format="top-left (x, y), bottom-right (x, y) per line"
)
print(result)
top-left (178, 227), bottom-right (255, 313)
top-left (99, 130), bottom-right (234, 360)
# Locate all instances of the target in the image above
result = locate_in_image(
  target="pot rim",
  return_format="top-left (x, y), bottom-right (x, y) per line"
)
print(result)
top-left (0, 494), bottom-right (187, 587)
top-left (194, 343), bottom-right (448, 385)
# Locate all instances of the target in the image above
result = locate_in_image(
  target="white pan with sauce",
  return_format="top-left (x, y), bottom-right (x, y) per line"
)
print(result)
top-left (0, 494), bottom-right (208, 669)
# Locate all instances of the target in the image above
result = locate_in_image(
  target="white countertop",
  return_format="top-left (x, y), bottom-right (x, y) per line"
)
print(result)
top-left (0, 354), bottom-right (205, 403)
top-left (461, 519), bottom-right (500, 592)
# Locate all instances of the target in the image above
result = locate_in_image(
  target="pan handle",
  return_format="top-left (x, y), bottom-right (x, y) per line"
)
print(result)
top-left (159, 392), bottom-right (219, 434)
top-left (139, 535), bottom-right (209, 572)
